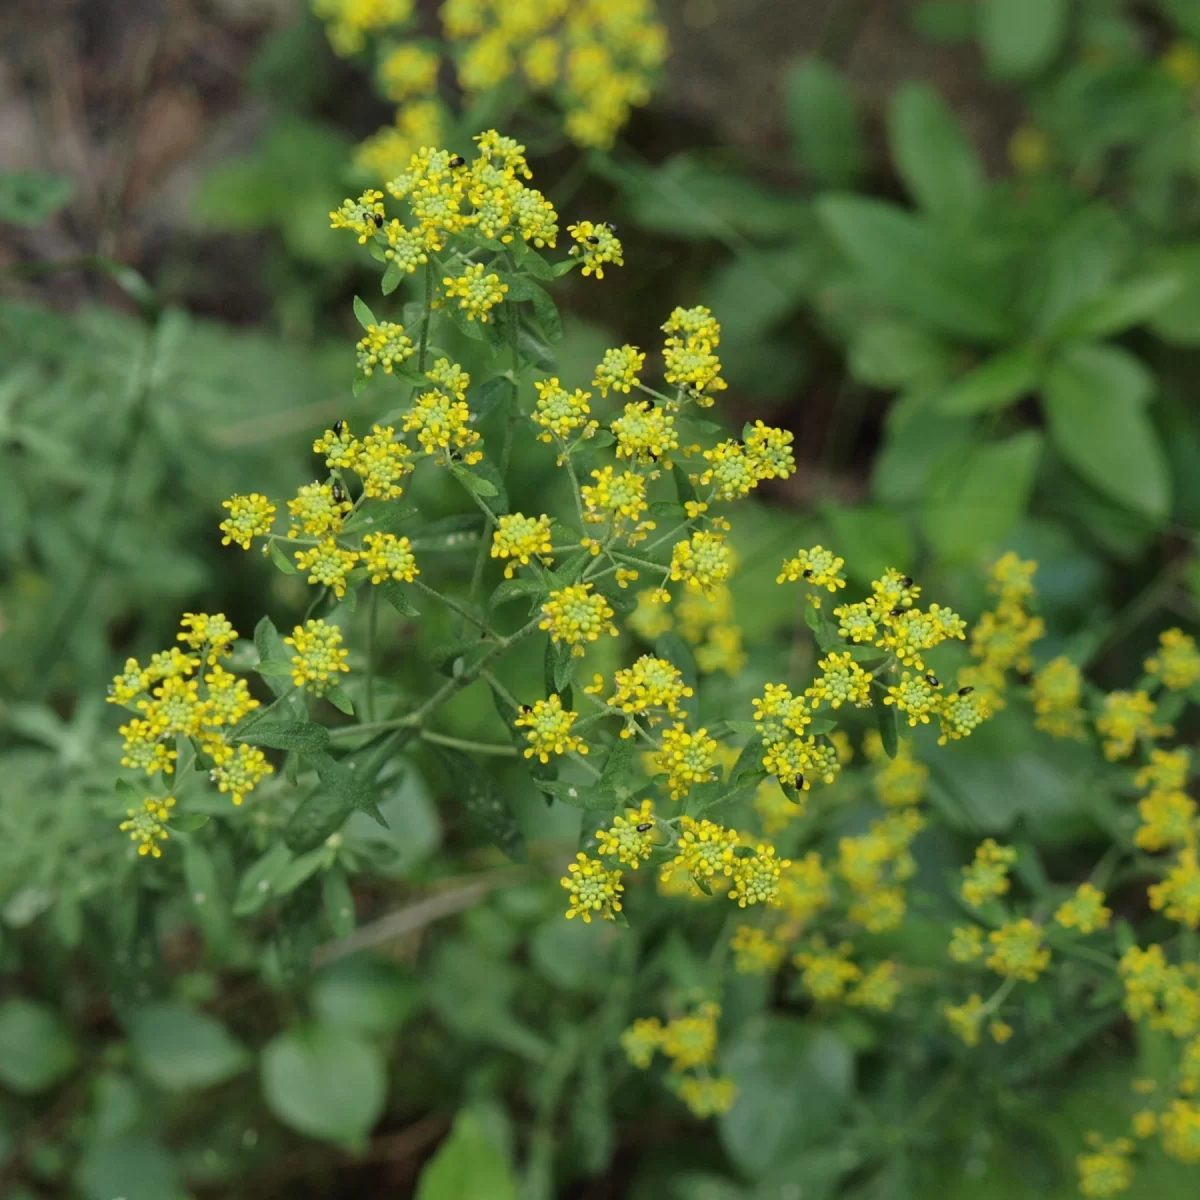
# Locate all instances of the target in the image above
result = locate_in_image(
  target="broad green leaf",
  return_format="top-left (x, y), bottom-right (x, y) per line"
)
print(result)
top-left (0, 998), bottom-right (77, 1094)
top-left (719, 1017), bottom-right (853, 1179)
top-left (325, 685), bottom-right (355, 716)
top-left (450, 463), bottom-right (499, 500)
top-left (415, 1110), bottom-right (517, 1200)
top-left (74, 1136), bottom-right (182, 1200)
top-left (473, 376), bottom-right (515, 421)
top-left (552, 638), bottom-right (575, 694)
top-left (816, 195), bottom-right (1013, 342)
top-left (128, 1003), bottom-right (248, 1092)
top-left (888, 82), bottom-right (984, 226)
top-left (352, 295), bottom-right (377, 329)
top-left (937, 346), bottom-right (1042, 416)
top-left (268, 540), bottom-right (297, 575)
top-left (1052, 271), bottom-right (1184, 341)
top-left (1148, 244), bottom-right (1200, 346)
top-left (254, 616), bottom-right (292, 698)
top-left (979, 0), bottom-right (1068, 79)
top-left (922, 430), bottom-right (1044, 560)
top-left (848, 321), bottom-right (953, 389)
top-left (528, 282), bottom-right (562, 343)
top-left (182, 841), bottom-right (234, 953)
top-left (0, 170), bottom-right (74, 226)
top-left (1043, 343), bottom-right (1169, 520)
top-left (236, 719), bottom-right (329, 755)
top-left (381, 260), bottom-right (403, 295)
top-left (310, 748), bottom-right (389, 826)
top-left (876, 700), bottom-right (899, 760)
top-left (823, 505), bottom-right (914, 586)
top-left (233, 841), bottom-right (294, 916)
top-left (599, 734), bottom-right (637, 789)
top-left (430, 746), bottom-right (526, 861)
top-left (312, 958), bottom-right (418, 1034)
top-left (261, 1024), bottom-right (386, 1146)
top-left (783, 60), bottom-right (865, 188)
top-left (488, 577), bottom-right (543, 611)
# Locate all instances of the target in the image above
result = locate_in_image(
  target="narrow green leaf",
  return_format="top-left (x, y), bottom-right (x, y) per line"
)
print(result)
top-left (888, 82), bottom-right (984, 226)
top-left (322, 868), bottom-right (356, 938)
top-left (353, 295), bottom-right (377, 329)
top-left (528, 281), bottom-right (563, 343)
top-left (342, 500), bottom-right (418, 536)
top-left (408, 515), bottom-right (484, 551)
top-left (937, 346), bottom-right (1041, 416)
top-left (1053, 273), bottom-right (1185, 342)
top-left (672, 461), bottom-right (698, 506)
top-left (876, 701), bottom-right (899, 760)
top-left (0, 170), bottom-right (75, 226)
top-left (553, 639), bottom-right (576, 695)
top-left (233, 842), bottom-right (294, 916)
top-left (381, 260), bottom-right (403, 296)
top-left (379, 579), bottom-right (420, 617)
top-left (1043, 343), bottom-right (1169, 519)
top-left (325, 686), bottom-right (355, 716)
top-left (599, 735), bottom-right (637, 789)
top-left (450, 463), bottom-right (499, 500)
top-left (473, 377), bottom-right (515, 422)
top-left (269, 540), bottom-right (297, 575)
top-left (783, 60), bottom-right (865, 188)
top-left (489, 577), bottom-right (543, 611)
top-left (534, 779), bottom-right (616, 810)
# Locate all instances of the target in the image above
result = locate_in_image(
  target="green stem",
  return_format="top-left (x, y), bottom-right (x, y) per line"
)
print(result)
top-left (365, 586), bottom-right (379, 724)
top-left (419, 730), bottom-right (517, 756)
top-left (418, 259), bottom-right (433, 374)
top-left (413, 579), bottom-right (492, 634)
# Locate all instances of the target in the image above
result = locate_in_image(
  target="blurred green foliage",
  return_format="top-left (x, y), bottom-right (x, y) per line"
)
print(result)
top-left (3, 1), bottom-right (1200, 1198)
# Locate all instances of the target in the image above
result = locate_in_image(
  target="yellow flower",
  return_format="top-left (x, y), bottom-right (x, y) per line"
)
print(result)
top-left (731, 844), bottom-right (790, 908)
top-left (1008, 125), bottom-right (1051, 173)
top-left (1055, 882), bottom-right (1112, 934)
top-left (986, 919), bottom-right (1050, 982)
top-left (287, 481), bottom-right (351, 539)
top-left (669, 531), bottom-right (732, 596)
top-left (620, 1017), bottom-right (663, 1068)
top-left (1077, 1133), bottom-right (1135, 1196)
top-left (794, 939), bottom-right (861, 1002)
top-left (806, 650), bottom-right (871, 710)
top-left (988, 551), bottom-right (1037, 606)
top-left (220, 493), bottom-right (276, 549)
top-left (743, 420), bottom-right (795, 481)
top-left (611, 399), bottom-right (677, 464)
top-left (1148, 848), bottom-right (1200, 929)
top-left (668, 816), bottom-right (738, 882)
top-left (593, 344), bottom-right (645, 396)
top-left (539, 583), bottom-right (617, 655)
top-left (1145, 628), bottom-right (1200, 692)
top-left (937, 685), bottom-right (989, 744)
top-left (661, 1002), bottom-right (721, 1070)
top-left (989, 1020), bottom-right (1013, 1044)
top-left (560, 853), bottom-right (623, 922)
top-left (777, 546), bottom-right (846, 599)
top-left (442, 262), bottom-right (507, 321)
top-left (884, 672), bottom-right (939, 727)
top-left (1136, 748), bottom-right (1191, 793)
top-left (329, 187), bottom-right (387, 239)
top-left (655, 723), bottom-right (717, 799)
top-left (314, 422), bottom-right (361, 471)
top-left (284, 619), bottom-right (350, 695)
top-left (581, 466), bottom-right (651, 534)
top-left (377, 43), bottom-right (440, 101)
top-left (210, 743), bottom-right (273, 806)
top-left (403, 392), bottom-right (482, 463)
top-left (596, 799), bottom-right (657, 868)
top-left (960, 839), bottom-right (1018, 907)
top-left (531, 377), bottom-right (595, 442)
top-left (848, 961), bottom-right (901, 1012)
top-left (426, 356), bottom-right (470, 399)
top-left (514, 694), bottom-right (586, 763)
top-left (1097, 690), bottom-right (1163, 760)
top-left (567, 219), bottom-right (623, 278)
top-left (119, 717), bottom-right (176, 776)
top-left (178, 612), bottom-right (236, 664)
top-left (294, 539), bottom-right (359, 598)
top-left (944, 994), bottom-right (984, 1046)
top-left (108, 657), bottom-right (149, 706)
top-left (949, 925), bottom-right (984, 963)
top-left (1132, 1111), bottom-right (1157, 1138)
top-left (608, 656), bottom-right (692, 726)
top-left (1134, 788), bottom-right (1195, 852)
top-left (675, 1074), bottom-right (738, 1118)
top-left (491, 513), bottom-right (553, 577)
top-left (356, 322), bottom-right (414, 375)
top-left (119, 795), bottom-right (176, 858)
top-left (1031, 656), bottom-right (1085, 739)
top-left (731, 925), bottom-right (785, 974)
top-left (363, 532), bottom-right (419, 584)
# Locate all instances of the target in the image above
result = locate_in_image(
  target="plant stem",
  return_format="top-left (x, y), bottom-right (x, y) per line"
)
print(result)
top-left (419, 730), bottom-right (517, 756)
top-left (413, 579), bottom-right (492, 633)
top-left (365, 585), bottom-right (379, 723)
top-left (418, 259), bottom-right (433, 374)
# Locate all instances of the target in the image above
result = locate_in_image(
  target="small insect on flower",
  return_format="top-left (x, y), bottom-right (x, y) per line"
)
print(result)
top-left (448, 154), bottom-right (466, 168)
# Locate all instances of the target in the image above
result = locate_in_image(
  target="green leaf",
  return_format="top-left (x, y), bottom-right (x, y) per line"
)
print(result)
top-left (517, 325), bottom-right (555, 371)
top-left (599, 734), bottom-right (637, 789)
top-left (848, 321), bottom-right (953, 389)
top-left (255, 658), bottom-right (293, 677)
top-left (325, 685), bottom-right (355, 716)
top-left (310, 749), bottom-right (389, 827)
top-left (489, 577), bottom-right (543, 611)
top-left (719, 1017), bottom-right (853, 1179)
top-left (352, 295), bottom-right (377, 329)
top-left (74, 1136), bottom-right (181, 1200)
top-left (269, 540), bottom-right (297, 575)
top-left (0, 998), bottom-right (76, 1094)
top-left (823, 505), bottom-right (914, 585)
top-left (1044, 343), bottom-right (1169, 520)
top-left (911, 0), bottom-right (977, 42)
top-left (430, 746), bottom-right (526, 861)
top-left (473, 376), bottom-right (515, 421)
top-left (408, 514), bottom-right (484, 552)
top-left (876, 700), bottom-right (899, 760)
top-left (552, 639), bottom-right (575, 694)
top-left (888, 82), bottom-right (984, 226)
top-left (1148, 244), bottom-right (1200, 347)
top-left (527, 282), bottom-right (563, 343)
top-left (128, 1003), bottom-right (248, 1092)
top-left (816, 195), bottom-right (1013, 342)
top-left (450, 463), bottom-right (499, 500)
top-left (979, 0), bottom-right (1068, 79)
top-left (1052, 272), bottom-right (1185, 341)
top-left (922, 430), bottom-right (1044, 560)
top-left (237, 720), bottom-right (330, 755)
top-left (171, 812), bottom-right (210, 833)
top-left (322, 867), bottom-right (356, 938)
top-left (470, 455), bottom-right (510, 514)
top-left (284, 790), bottom-right (357, 854)
top-left (937, 346), bottom-right (1042, 416)
top-left (182, 841), bottom-right (234, 953)
top-left (381, 260), bottom-right (403, 296)
top-left (0, 170), bottom-right (74, 226)
top-left (261, 1024), bottom-right (386, 1146)
top-left (783, 60), bottom-right (865, 188)
top-left (342, 500), bottom-right (419, 536)
top-left (273, 847), bottom-right (329, 896)
top-left (233, 841), bottom-right (294, 916)
top-left (379, 579), bottom-right (420, 617)
top-left (533, 779), bottom-right (614, 810)
top-left (415, 1110), bottom-right (517, 1200)
top-left (672, 461), bottom-right (698, 506)
top-left (312, 958), bottom-right (417, 1034)
top-left (253, 617), bottom-right (292, 701)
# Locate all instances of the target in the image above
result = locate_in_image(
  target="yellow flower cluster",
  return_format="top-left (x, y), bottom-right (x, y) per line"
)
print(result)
top-left (838, 810), bottom-right (923, 932)
top-left (119, 796), bottom-right (176, 858)
top-left (661, 305), bottom-right (727, 404)
top-left (560, 852), bottom-right (624, 922)
top-left (540, 583), bottom-right (618, 656)
top-left (1146, 628), bottom-right (1200, 692)
top-left (514, 694), bottom-right (586, 763)
top-left (1134, 748), bottom-right (1194, 852)
top-left (490, 513), bottom-right (553, 577)
top-left (960, 839), bottom-right (1018, 907)
top-left (284, 619), bottom-right (351, 697)
top-left (109, 614), bottom-right (274, 815)
top-left (605, 655), bottom-right (693, 732)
